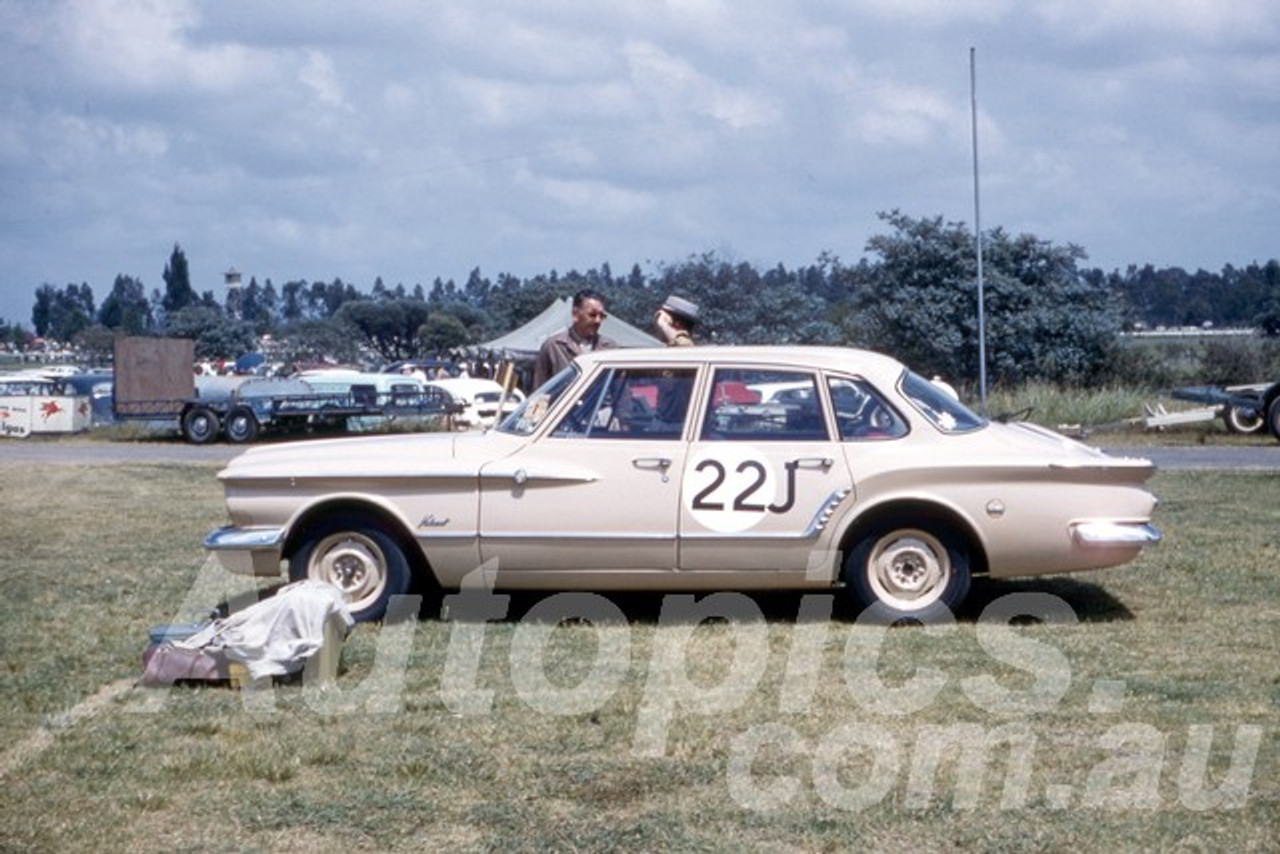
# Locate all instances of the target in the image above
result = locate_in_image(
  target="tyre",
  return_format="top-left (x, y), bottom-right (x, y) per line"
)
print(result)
top-left (181, 406), bottom-right (220, 444)
top-left (1268, 397), bottom-right (1280, 442)
top-left (225, 406), bottom-right (260, 444)
top-left (843, 520), bottom-right (971, 622)
top-left (1223, 403), bottom-right (1263, 435)
top-left (289, 515), bottom-right (412, 622)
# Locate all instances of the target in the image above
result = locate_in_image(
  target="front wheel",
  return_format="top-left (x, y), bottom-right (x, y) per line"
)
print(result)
top-left (289, 516), bottom-right (412, 622)
top-left (843, 521), bottom-right (971, 622)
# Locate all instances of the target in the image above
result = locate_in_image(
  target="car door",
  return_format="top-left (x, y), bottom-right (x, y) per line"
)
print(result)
top-left (678, 367), bottom-right (855, 574)
top-left (478, 365), bottom-right (699, 581)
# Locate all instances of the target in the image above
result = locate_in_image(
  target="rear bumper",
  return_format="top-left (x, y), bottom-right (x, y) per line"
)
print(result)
top-left (1071, 521), bottom-right (1162, 547)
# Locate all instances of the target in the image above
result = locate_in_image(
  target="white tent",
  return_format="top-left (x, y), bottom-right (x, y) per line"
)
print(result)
top-left (473, 297), bottom-right (661, 359)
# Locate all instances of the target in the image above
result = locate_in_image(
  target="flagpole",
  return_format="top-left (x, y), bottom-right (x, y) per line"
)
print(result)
top-left (970, 46), bottom-right (988, 416)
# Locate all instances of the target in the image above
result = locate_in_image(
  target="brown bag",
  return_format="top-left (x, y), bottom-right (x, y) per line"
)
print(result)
top-left (140, 642), bottom-right (229, 686)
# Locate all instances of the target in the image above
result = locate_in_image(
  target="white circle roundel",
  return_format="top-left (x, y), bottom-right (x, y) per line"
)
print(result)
top-left (684, 445), bottom-right (779, 534)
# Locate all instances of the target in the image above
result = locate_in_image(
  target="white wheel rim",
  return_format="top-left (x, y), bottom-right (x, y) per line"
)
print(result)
top-left (229, 414), bottom-right (251, 438)
top-left (865, 529), bottom-right (950, 610)
top-left (190, 414), bottom-right (213, 439)
top-left (309, 532), bottom-right (387, 612)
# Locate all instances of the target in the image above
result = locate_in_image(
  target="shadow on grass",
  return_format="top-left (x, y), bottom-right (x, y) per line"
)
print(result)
top-left (962, 576), bottom-right (1135, 623)
top-left (212, 571), bottom-right (1134, 629)
top-left (423, 575), bottom-right (1135, 627)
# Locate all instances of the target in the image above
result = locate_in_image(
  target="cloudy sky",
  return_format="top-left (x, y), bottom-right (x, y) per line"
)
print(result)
top-left (2, 0), bottom-right (1277, 326)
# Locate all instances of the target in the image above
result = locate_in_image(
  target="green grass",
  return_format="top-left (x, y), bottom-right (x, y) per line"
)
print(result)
top-left (0, 461), bottom-right (1277, 852)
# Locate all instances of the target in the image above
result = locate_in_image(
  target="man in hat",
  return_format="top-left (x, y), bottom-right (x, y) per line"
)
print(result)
top-left (654, 294), bottom-right (699, 347)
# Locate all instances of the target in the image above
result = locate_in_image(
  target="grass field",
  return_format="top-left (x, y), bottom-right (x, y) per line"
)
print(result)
top-left (0, 456), bottom-right (1277, 852)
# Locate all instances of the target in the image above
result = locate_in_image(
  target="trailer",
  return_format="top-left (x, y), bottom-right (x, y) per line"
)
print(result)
top-left (113, 337), bottom-right (458, 444)
top-left (1160, 382), bottom-right (1280, 438)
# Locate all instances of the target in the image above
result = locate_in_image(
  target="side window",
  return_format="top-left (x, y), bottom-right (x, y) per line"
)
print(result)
top-left (701, 369), bottom-right (829, 441)
top-left (552, 368), bottom-right (696, 439)
top-left (828, 377), bottom-right (908, 441)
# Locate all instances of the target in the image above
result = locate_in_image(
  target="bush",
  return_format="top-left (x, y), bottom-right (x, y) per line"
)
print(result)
top-left (1199, 337), bottom-right (1269, 386)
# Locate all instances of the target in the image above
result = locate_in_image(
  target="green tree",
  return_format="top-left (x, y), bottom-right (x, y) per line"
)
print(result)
top-left (31, 282), bottom-right (95, 341)
top-left (335, 298), bottom-right (433, 362)
top-left (856, 211), bottom-right (1121, 384)
top-left (164, 305), bottom-right (256, 360)
top-left (980, 230), bottom-right (1121, 384)
top-left (73, 324), bottom-right (117, 365)
top-left (298, 278), bottom-right (363, 320)
top-left (1, 317), bottom-right (33, 350)
top-left (280, 279), bottom-right (307, 323)
top-left (279, 318), bottom-right (363, 367)
top-left (161, 244), bottom-right (198, 315)
top-left (98, 274), bottom-right (152, 333)
top-left (235, 276), bottom-right (278, 334)
top-left (653, 253), bottom-right (838, 345)
top-left (417, 312), bottom-right (470, 354)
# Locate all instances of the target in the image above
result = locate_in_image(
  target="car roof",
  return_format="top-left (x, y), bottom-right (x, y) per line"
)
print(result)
top-left (574, 345), bottom-right (907, 382)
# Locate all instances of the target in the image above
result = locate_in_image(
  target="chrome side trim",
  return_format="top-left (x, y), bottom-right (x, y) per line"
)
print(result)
top-left (679, 530), bottom-right (825, 541)
top-left (803, 488), bottom-right (853, 537)
top-left (1071, 521), bottom-right (1162, 547)
top-left (479, 531), bottom-right (674, 541)
top-left (203, 526), bottom-right (285, 551)
top-left (478, 466), bottom-right (598, 484)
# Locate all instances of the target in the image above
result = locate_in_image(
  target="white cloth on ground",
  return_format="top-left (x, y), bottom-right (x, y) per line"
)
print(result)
top-left (177, 580), bottom-right (354, 680)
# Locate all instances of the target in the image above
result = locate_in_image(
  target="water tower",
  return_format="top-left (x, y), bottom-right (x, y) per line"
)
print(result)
top-left (225, 267), bottom-right (243, 318)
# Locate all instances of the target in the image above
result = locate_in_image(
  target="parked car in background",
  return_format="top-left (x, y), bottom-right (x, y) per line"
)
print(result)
top-left (205, 346), bottom-right (1160, 622)
top-left (426, 377), bottom-right (524, 430)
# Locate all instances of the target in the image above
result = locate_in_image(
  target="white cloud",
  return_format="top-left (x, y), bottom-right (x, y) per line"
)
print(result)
top-left (1035, 0), bottom-right (1278, 43)
top-left (0, 0), bottom-right (1277, 323)
top-left (851, 79), bottom-right (967, 147)
top-left (853, 0), bottom-right (1014, 26)
top-left (518, 170), bottom-right (656, 221)
top-left (297, 50), bottom-right (351, 112)
top-left (623, 41), bottom-right (781, 130)
top-left (57, 0), bottom-right (267, 94)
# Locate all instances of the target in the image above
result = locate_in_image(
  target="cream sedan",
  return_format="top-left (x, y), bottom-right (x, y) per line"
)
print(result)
top-left (205, 347), bottom-right (1160, 622)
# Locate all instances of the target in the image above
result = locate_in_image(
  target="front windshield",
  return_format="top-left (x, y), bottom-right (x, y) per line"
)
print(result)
top-left (497, 364), bottom-right (579, 435)
top-left (899, 370), bottom-right (986, 434)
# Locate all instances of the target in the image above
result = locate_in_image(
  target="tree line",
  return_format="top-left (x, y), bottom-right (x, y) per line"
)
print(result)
top-left (6, 211), bottom-right (1279, 387)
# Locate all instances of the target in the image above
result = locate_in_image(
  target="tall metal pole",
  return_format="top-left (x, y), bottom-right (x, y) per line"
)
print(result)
top-left (970, 47), bottom-right (988, 415)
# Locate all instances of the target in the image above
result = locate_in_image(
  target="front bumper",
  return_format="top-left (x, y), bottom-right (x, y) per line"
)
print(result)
top-left (204, 525), bottom-right (286, 576)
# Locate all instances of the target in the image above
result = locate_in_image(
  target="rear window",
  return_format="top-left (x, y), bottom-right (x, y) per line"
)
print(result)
top-left (899, 370), bottom-right (985, 433)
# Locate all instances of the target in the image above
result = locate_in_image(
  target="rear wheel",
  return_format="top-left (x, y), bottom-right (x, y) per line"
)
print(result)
top-left (181, 406), bottom-right (220, 444)
top-left (843, 520), bottom-right (971, 622)
top-left (225, 406), bottom-right (260, 444)
top-left (289, 515), bottom-right (412, 622)
top-left (1223, 397), bottom-right (1264, 434)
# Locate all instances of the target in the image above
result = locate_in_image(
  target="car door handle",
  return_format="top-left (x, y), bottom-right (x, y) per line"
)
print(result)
top-left (632, 457), bottom-right (672, 471)
top-left (793, 457), bottom-right (834, 469)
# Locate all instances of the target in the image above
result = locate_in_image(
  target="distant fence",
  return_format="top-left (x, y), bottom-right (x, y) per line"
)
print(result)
top-left (1122, 328), bottom-right (1256, 339)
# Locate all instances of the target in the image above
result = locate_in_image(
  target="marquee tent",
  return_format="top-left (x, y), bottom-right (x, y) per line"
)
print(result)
top-left (472, 297), bottom-right (661, 359)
